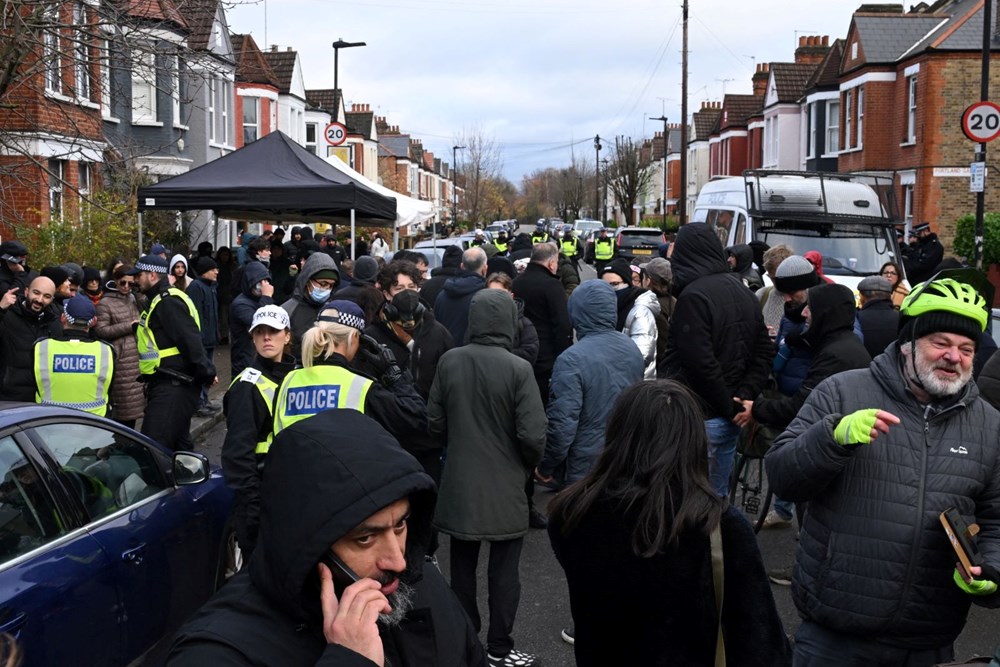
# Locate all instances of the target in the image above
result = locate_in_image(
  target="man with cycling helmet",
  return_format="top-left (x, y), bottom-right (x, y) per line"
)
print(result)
top-left (766, 272), bottom-right (1000, 666)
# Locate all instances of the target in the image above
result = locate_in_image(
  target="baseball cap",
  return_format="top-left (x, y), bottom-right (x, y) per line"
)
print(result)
top-left (64, 294), bottom-right (96, 324)
top-left (127, 254), bottom-right (170, 275)
top-left (150, 243), bottom-right (167, 255)
top-left (0, 240), bottom-right (28, 263)
top-left (250, 305), bottom-right (291, 332)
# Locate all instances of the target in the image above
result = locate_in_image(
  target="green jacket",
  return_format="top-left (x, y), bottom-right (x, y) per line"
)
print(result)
top-left (429, 289), bottom-right (547, 540)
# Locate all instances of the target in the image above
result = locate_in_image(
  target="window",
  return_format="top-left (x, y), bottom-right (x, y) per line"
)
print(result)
top-left (734, 214), bottom-right (747, 245)
top-left (31, 423), bottom-right (166, 519)
top-left (704, 209), bottom-right (735, 246)
top-left (903, 184), bottom-right (914, 225)
top-left (220, 79), bottom-right (231, 145)
top-left (856, 86), bottom-right (864, 148)
top-left (826, 100), bottom-right (840, 153)
top-left (907, 75), bottom-right (918, 142)
top-left (207, 78), bottom-right (216, 142)
top-left (844, 90), bottom-right (853, 150)
top-left (243, 97), bottom-right (259, 144)
top-left (100, 38), bottom-right (112, 118)
top-left (171, 56), bottom-right (181, 126)
top-left (808, 102), bottom-right (817, 158)
top-left (44, 5), bottom-right (62, 94)
top-left (131, 48), bottom-right (157, 123)
top-left (304, 122), bottom-right (317, 154)
top-left (49, 159), bottom-right (64, 221)
top-left (0, 436), bottom-right (68, 562)
top-left (73, 4), bottom-right (91, 101)
top-left (78, 162), bottom-right (91, 220)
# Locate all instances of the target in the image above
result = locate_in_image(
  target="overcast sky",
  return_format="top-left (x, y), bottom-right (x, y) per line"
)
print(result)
top-left (226, 0), bottom-right (883, 184)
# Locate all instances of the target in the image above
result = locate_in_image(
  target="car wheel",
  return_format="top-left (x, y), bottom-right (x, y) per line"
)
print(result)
top-left (215, 519), bottom-right (244, 590)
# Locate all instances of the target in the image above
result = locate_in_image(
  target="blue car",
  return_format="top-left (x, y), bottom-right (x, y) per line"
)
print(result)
top-left (0, 403), bottom-right (234, 666)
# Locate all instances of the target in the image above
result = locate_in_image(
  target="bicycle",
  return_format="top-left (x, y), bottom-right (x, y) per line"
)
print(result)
top-left (728, 420), bottom-right (777, 534)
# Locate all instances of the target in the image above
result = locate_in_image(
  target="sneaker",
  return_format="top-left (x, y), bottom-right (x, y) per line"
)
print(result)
top-left (487, 649), bottom-right (541, 666)
top-left (560, 627), bottom-right (575, 645)
top-left (194, 404), bottom-right (221, 418)
top-left (768, 566), bottom-right (794, 586)
top-left (528, 508), bottom-right (548, 529)
top-left (761, 510), bottom-right (792, 530)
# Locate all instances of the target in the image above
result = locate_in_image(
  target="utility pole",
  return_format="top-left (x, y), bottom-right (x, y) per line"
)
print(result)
top-left (974, 0), bottom-right (991, 270)
top-left (680, 0), bottom-right (689, 224)
top-left (594, 135), bottom-right (602, 220)
top-left (452, 144), bottom-right (465, 233)
top-left (601, 157), bottom-right (610, 223)
top-left (651, 115), bottom-right (669, 229)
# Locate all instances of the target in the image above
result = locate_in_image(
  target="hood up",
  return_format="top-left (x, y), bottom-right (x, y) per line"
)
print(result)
top-left (169, 253), bottom-right (188, 273)
top-left (569, 280), bottom-right (618, 338)
top-left (726, 244), bottom-right (754, 275)
top-left (292, 252), bottom-right (340, 302)
top-left (467, 288), bottom-right (517, 349)
top-left (801, 283), bottom-right (856, 347)
top-left (249, 410), bottom-right (436, 626)
top-left (670, 224), bottom-right (729, 294)
top-left (240, 260), bottom-right (272, 297)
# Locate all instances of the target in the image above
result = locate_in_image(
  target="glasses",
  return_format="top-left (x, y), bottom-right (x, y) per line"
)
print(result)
top-left (881, 270), bottom-right (897, 277)
top-left (117, 280), bottom-right (134, 287)
top-left (311, 279), bottom-right (336, 290)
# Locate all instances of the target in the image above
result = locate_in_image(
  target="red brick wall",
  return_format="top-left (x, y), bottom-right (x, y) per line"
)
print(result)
top-left (724, 135), bottom-right (748, 176)
top-left (747, 126), bottom-right (763, 169)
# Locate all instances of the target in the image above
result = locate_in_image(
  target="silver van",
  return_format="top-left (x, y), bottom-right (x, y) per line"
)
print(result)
top-left (692, 171), bottom-right (904, 290)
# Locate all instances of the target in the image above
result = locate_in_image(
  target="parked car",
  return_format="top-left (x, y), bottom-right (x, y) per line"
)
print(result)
top-left (485, 222), bottom-right (508, 237)
top-left (0, 403), bottom-right (234, 666)
top-left (615, 227), bottom-right (665, 264)
top-left (572, 219), bottom-right (604, 242)
top-left (412, 237), bottom-right (469, 271)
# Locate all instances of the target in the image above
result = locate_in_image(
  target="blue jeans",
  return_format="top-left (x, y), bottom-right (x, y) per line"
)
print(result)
top-left (705, 417), bottom-right (741, 496)
top-left (793, 621), bottom-right (953, 666)
top-left (773, 496), bottom-right (795, 520)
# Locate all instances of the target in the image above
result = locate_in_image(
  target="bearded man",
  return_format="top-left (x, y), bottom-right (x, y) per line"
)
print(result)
top-left (766, 274), bottom-right (1000, 666)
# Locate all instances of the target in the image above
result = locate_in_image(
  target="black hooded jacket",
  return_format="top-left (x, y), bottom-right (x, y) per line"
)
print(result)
top-left (168, 410), bottom-right (485, 666)
top-left (752, 284), bottom-right (871, 428)
top-left (420, 246), bottom-right (463, 313)
top-left (0, 297), bottom-right (63, 401)
top-left (663, 224), bottom-right (773, 419)
top-left (726, 244), bottom-right (763, 291)
top-left (230, 262), bottom-right (274, 378)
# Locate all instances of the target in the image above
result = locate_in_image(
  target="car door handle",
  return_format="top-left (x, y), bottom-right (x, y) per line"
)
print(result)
top-left (0, 612), bottom-right (26, 637)
top-left (121, 544), bottom-right (147, 565)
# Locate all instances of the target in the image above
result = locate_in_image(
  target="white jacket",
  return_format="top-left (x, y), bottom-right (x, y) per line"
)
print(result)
top-left (624, 289), bottom-right (660, 380)
top-left (370, 237), bottom-right (390, 258)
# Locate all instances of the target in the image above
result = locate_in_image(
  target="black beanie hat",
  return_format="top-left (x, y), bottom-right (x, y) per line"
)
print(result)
top-left (442, 245), bottom-right (463, 269)
top-left (600, 258), bottom-right (633, 286)
top-left (898, 311), bottom-right (983, 348)
top-left (194, 256), bottom-right (218, 275)
top-left (40, 265), bottom-right (69, 287)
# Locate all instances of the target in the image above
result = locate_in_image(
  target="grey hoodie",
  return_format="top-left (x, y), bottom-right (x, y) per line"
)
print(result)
top-left (281, 253), bottom-right (340, 360)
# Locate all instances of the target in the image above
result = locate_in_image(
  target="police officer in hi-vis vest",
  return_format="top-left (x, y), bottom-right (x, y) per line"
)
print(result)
top-left (560, 225), bottom-right (584, 267)
top-left (587, 226), bottom-right (617, 276)
top-left (133, 254), bottom-right (217, 451)
top-left (33, 294), bottom-right (115, 417)
top-left (222, 304), bottom-right (296, 556)
top-left (273, 300), bottom-right (426, 443)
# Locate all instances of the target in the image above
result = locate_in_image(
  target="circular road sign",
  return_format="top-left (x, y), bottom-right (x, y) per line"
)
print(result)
top-left (324, 122), bottom-right (348, 146)
top-left (962, 101), bottom-right (1000, 143)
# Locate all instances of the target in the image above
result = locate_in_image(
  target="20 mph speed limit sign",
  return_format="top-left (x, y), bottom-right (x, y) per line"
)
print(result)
top-left (962, 102), bottom-right (1000, 143)
top-left (324, 122), bottom-right (348, 146)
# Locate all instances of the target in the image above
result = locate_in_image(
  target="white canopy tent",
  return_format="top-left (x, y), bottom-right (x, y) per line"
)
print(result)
top-left (324, 155), bottom-right (436, 250)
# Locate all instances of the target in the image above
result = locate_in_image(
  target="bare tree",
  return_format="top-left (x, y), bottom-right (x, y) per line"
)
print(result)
top-left (456, 127), bottom-right (503, 225)
top-left (607, 136), bottom-right (655, 226)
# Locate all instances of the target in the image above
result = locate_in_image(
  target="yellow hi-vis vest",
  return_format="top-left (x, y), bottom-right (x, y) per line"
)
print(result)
top-left (137, 287), bottom-right (201, 375)
top-left (595, 237), bottom-right (615, 261)
top-left (273, 365), bottom-right (372, 435)
top-left (531, 232), bottom-right (550, 245)
top-left (34, 337), bottom-right (114, 416)
top-left (494, 240), bottom-right (508, 253)
top-left (228, 367), bottom-right (279, 455)
top-left (561, 238), bottom-right (578, 258)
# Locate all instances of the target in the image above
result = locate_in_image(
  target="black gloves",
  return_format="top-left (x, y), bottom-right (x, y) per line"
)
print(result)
top-left (358, 335), bottom-right (403, 386)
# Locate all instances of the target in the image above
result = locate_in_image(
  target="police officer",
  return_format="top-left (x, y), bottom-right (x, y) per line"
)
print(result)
top-left (494, 230), bottom-right (510, 256)
top-left (133, 254), bottom-right (217, 451)
top-left (471, 229), bottom-right (487, 247)
top-left (33, 294), bottom-right (114, 416)
top-left (531, 221), bottom-right (550, 245)
top-left (561, 225), bottom-right (583, 265)
top-left (273, 300), bottom-right (426, 442)
top-left (222, 305), bottom-right (296, 557)
top-left (589, 227), bottom-right (617, 275)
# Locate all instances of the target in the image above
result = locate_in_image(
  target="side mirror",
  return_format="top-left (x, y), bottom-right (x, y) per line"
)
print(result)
top-left (173, 452), bottom-right (210, 486)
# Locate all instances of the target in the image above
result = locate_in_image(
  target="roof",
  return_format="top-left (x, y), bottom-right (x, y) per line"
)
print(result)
top-left (232, 34), bottom-right (278, 87)
top-left (118, 0), bottom-right (188, 31)
top-left (176, 0), bottom-right (217, 50)
top-left (261, 50), bottom-right (297, 94)
top-left (379, 135), bottom-right (412, 160)
top-left (720, 95), bottom-right (763, 130)
top-left (805, 39), bottom-right (844, 91)
top-left (851, 13), bottom-right (947, 63)
top-left (770, 62), bottom-right (819, 103)
top-left (306, 89), bottom-right (341, 115)
top-left (345, 111), bottom-right (374, 139)
top-left (692, 107), bottom-right (723, 141)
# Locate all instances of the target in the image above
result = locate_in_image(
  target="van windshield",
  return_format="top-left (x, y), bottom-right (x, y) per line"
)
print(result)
top-left (754, 220), bottom-right (900, 276)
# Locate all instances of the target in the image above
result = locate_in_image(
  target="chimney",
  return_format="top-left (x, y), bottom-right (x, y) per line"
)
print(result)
top-left (752, 63), bottom-right (768, 97)
top-left (795, 35), bottom-right (831, 65)
top-left (270, 45), bottom-right (278, 52)
top-left (286, 47), bottom-right (292, 52)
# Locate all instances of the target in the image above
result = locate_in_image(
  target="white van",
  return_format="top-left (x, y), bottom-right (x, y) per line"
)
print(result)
top-left (692, 171), bottom-right (904, 290)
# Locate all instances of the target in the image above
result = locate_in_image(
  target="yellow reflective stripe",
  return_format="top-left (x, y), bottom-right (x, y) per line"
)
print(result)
top-left (34, 338), bottom-right (113, 416)
top-left (273, 366), bottom-right (371, 435)
top-left (138, 287), bottom-right (201, 374)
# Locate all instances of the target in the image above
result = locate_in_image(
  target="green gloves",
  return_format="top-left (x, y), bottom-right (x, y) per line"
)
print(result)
top-left (953, 568), bottom-right (999, 596)
top-left (833, 409), bottom-right (881, 446)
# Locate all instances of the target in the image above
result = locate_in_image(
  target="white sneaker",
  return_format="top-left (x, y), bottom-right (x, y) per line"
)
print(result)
top-left (762, 510), bottom-right (792, 529)
top-left (487, 649), bottom-right (541, 666)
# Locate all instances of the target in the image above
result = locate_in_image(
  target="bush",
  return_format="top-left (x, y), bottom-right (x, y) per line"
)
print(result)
top-left (638, 215), bottom-right (679, 234)
top-left (953, 212), bottom-right (1000, 266)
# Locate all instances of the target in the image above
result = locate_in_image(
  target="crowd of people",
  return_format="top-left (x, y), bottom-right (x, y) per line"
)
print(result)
top-left (1, 215), bottom-right (999, 667)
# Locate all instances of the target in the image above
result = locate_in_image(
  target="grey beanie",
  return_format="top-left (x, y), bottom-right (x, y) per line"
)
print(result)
top-left (773, 255), bottom-right (820, 294)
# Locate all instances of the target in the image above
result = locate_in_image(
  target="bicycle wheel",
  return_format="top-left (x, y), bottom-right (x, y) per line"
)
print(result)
top-left (728, 452), bottom-right (746, 505)
top-left (752, 488), bottom-right (774, 534)
top-left (732, 455), bottom-right (766, 522)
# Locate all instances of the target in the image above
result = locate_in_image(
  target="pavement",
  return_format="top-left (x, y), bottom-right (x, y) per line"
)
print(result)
top-left (187, 345), bottom-right (232, 442)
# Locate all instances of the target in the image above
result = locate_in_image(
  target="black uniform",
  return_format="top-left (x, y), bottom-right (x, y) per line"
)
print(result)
top-left (905, 233), bottom-right (944, 284)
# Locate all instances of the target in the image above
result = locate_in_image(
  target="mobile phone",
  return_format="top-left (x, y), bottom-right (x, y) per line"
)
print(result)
top-left (320, 550), bottom-right (361, 597)
top-left (940, 508), bottom-right (983, 580)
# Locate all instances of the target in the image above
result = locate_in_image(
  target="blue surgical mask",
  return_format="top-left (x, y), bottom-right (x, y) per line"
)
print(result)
top-left (310, 287), bottom-right (331, 303)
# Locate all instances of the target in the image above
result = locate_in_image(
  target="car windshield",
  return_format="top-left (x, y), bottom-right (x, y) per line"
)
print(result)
top-left (618, 230), bottom-right (662, 245)
top-left (753, 220), bottom-right (899, 276)
top-left (575, 221), bottom-right (602, 233)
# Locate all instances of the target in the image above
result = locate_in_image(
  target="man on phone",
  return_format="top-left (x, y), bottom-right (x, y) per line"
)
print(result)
top-left (168, 409), bottom-right (485, 666)
top-left (766, 274), bottom-right (1000, 665)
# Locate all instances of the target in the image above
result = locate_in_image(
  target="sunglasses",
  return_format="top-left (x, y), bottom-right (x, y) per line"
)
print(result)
top-left (117, 280), bottom-right (134, 287)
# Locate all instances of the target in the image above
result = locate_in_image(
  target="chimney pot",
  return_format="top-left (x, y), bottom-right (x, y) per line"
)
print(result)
top-left (286, 47), bottom-right (292, 52)
top-left (822, 35), bottom-right (829, 46)
top-left (270, 45), bottom-right (278, 51)
top-left (799, 36), bottom-right (806, 47)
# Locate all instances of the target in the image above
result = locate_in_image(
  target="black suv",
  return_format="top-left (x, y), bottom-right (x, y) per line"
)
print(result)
top-left (615, 227), bottom-right (664, 264)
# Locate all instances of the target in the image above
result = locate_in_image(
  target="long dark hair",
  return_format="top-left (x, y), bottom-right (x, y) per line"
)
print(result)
top-left (548, 380), bottom-right (724, 557)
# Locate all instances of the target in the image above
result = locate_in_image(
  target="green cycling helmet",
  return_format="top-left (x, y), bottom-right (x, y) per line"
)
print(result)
top-left (899, 277), bottom-right (988, 332)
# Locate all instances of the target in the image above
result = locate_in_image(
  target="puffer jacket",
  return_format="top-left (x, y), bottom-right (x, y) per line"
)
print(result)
top-left (94, 286), bottom-right (145, 421)
top-left (765, 347), bottom-right (1000, 650)
top-left (623, 289), bottom-right (659, 380)
top-left (664, 224), bottom-right (773, 419)
top-left (0, 298), bottom-right (63, 402)
top-left (538, 281), bottom-right (643, 483)
top-left (429, 289), bottom-right (547, 540)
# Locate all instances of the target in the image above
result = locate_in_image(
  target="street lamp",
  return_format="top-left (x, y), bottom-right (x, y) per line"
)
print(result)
top-left (593, 135), bottom-right (601, 219)
top-left (651, 115), bottom-right (669, 229)
top-left (331, 38), bottom-right (366, 92)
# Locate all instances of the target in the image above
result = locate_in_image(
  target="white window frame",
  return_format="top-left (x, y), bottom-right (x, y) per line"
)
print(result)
top-left (304, 122), bottom-right (317, 154)
top-left (100, 38), bottom-right (112, 119)
top-left (907, 75), bottom-right (918, 143)
top-left (221, 79), bottom-right (230, 145)
top-left (78, 161), bottom-right (91, 221)
top-left (73, 4), bottom-right (91, 101)
top-left (243, 96), bottom-right (260, 145)
top-left (49, 159), bottom-right (64, 221)
top-left (903, 184), bottom-right (914, 225)
top-left (856, 86), bottom-right (864, 148)
top-left (826, 100), bottom-right (840, 154)
top-left (131, 48), bottom-right (157, 124)
top-left (808, 102), bottom-right (817, 158)
top-left (207, 78), bottom-right (216, 143)
top-left (844, 90), bottom-right (853, 150)
top-left (44, 5), bottom-right (62, 95)
top-left (171, 55), bottom-right (181, 127)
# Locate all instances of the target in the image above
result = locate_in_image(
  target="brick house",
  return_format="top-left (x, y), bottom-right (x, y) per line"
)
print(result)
top-left (709, 92), bottom-right (763, 178)
top-left (305, 89), bottom-right (344, 157)
top-left (344, 103), bottom-right (379, 181)
top-left (261, 47), bottom-right (308, 147)
top-left (836, 0), bottom-right (1000, 246)
top-left (801, 39), bottom-right (845, 173)
top-left (686, 101), bottom-right (723, 215)
top-left (232, 34), bottom-right (279, 149)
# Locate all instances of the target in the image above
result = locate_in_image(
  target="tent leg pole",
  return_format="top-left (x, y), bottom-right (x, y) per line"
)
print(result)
top-left (212, 212), bottom-right (218, 250)
top-left (351, 209), bottom-right (356, 261)
top-left (138, 212), bottom-right (144, 257)
top-left (393, 221), bottom-right (399, 253)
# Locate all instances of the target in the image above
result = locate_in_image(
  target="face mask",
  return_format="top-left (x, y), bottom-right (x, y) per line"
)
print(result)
top-left (310, 287), bottom-right (331, 303)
